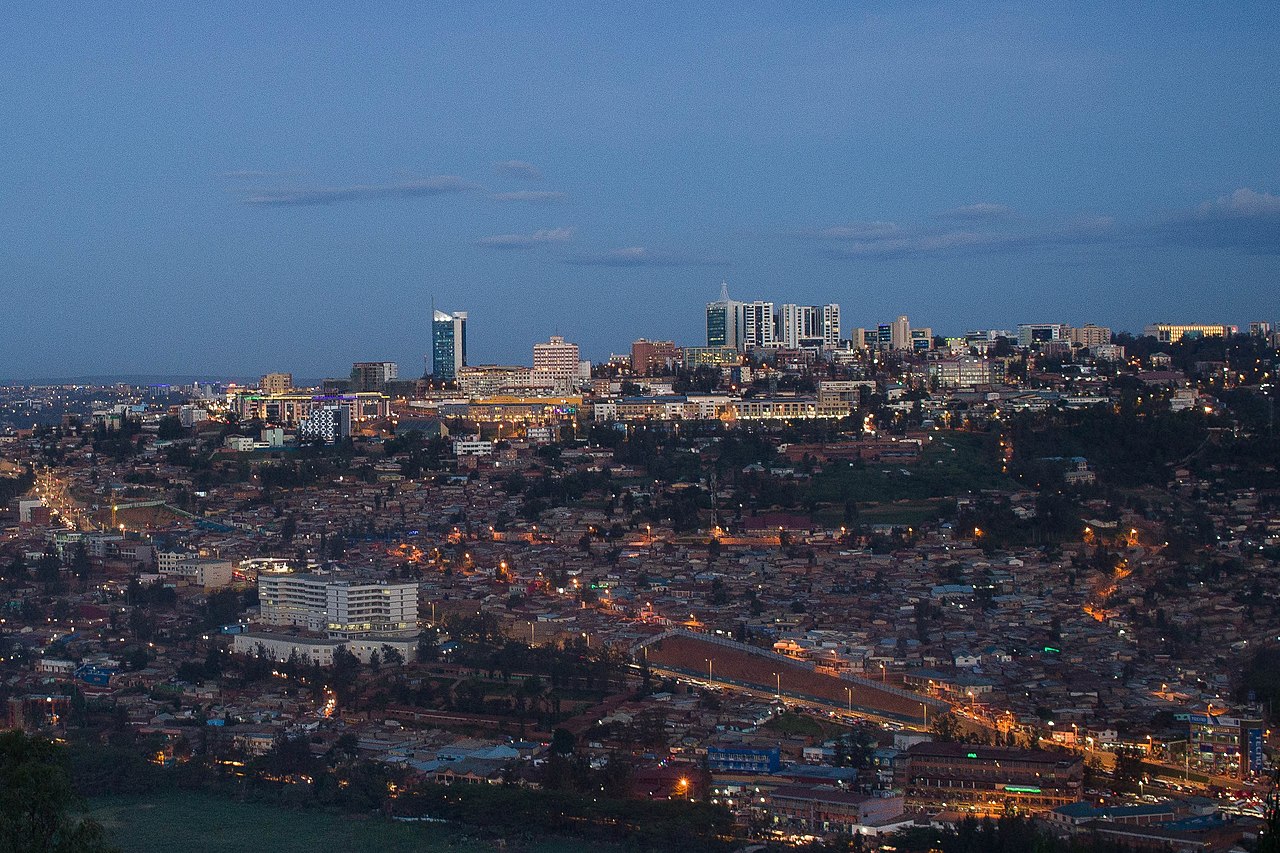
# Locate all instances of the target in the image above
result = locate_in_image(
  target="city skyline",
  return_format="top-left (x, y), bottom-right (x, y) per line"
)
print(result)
top-left (3, 3), bottom-right (1278, 378)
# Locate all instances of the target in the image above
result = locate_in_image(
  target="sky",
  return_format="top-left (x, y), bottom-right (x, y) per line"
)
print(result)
top-left (2, 2), bottom-right (1278, 380)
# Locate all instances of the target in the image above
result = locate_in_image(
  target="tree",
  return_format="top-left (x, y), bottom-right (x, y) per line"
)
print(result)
top-left (0, 730), bottom-right (117, 853)
top-left (550, 728), bottom-right (575, 756)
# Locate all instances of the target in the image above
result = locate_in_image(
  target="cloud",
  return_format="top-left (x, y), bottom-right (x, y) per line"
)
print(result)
top-left (827, 229), bottom-right (1027, 259)
top-left (1152, 188), bottom-right (1280, 254)
top-left (564, 247), bottom-right (730, 267)
top-left (811, 215), bottom-right (1117, 260)
top-left (937, 202), bottom-right (1014, 221)
top-left (495, 160), bottom-right (542, 180)
top-left (475, 227), bottom-right (575, 249)
top-left (489, 190), bottom-right (566, 203)
top-left (241, 176), bottom-right (479, 206)
top-left (812, 221), bottom-right (901, 240)
top-left (221, 169), bottom-right (296, 179)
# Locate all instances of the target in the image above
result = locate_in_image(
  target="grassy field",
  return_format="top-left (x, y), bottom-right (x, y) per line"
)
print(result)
top-left (87, 791), bottom-right (603, 853)
top-left (807, 431), bottom-right (1007, 505)
top-left (763, 711), bottom-right (849, 739)
top-left (816, 499), bottom-right (943, 527)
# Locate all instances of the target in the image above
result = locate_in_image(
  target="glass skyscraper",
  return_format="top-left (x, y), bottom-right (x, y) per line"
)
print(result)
top-left (432, 310), bottom-right (467, 380)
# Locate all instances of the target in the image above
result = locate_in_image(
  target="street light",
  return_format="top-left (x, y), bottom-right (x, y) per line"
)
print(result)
top-left (772, 671), bottom-right (781, 698)
top-left (845, 686), bottom-right (852, 713)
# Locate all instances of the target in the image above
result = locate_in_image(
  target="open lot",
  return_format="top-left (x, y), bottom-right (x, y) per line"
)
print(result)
top-left (87, 791), bottom-right (601, 853)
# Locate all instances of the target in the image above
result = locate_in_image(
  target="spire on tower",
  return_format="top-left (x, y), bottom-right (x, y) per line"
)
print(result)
top-left (719, 281), bottom-right (730, 302)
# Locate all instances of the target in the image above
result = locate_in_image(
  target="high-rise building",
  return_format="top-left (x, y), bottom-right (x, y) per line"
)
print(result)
top-left (432, 310), bottom-right (468, 380)
top-left (350, 362), bottom-right (397, 392)
top-left (259, 372), bottom-right (293, 394)
top-left (890, 315), bottom-right (912, 350)
top-left (822, 304), bottom-right (841, 348)
top-left (778, 304), bottom-right (840, 349)
top-left (631, 339), bottom-right (679, 375)
top-left (533, 335), bottom-right (581, 376)
top-left (706, 282), bottom-right (743, 349)
top-left (742, 301), bottom-right (777, 348)
top-left (1067, 324), bottom-right (1111, 349)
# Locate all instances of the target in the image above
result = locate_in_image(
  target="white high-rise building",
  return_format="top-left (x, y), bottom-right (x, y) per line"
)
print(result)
top-left (742, 301), bottom-right (777, 348)
top-left (778, 304), bottom-right (841, 349)
top-left (822, 304), bottom-right (841, 348)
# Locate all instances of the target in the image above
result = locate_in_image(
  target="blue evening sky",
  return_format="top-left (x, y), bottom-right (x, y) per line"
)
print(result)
top-left (2, 2), bottom-right (1278, 379)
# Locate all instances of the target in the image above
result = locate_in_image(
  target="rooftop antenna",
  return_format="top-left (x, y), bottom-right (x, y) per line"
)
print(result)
top-left (719, 281), bottom-right (730, 302)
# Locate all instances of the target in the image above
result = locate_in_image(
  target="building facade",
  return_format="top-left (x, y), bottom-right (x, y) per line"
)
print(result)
top-left (350, 361), bottom-right (398, 392)
top-left (432, 310), bottom-right (468, 380)
top-left (1142, 323), bottom-right (1235, 343)
top-left (259, 372), bottom-right (293, 394)
top-left (257, 573), bottom-right (418, 637)
top-left (896, 742), bottom-right (1083, 813)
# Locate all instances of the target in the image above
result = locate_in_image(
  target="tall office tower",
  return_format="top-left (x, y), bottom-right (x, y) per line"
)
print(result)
top-left (350, 361), bottom-right (398, 392)
top-left (706, 282), bottom-right (744, 350)
top-left (259, 372), bottom-right (293, 394)
top-left (822, 304), bottom-right (841, 348)
top-left (742, 301), bottom-right (777, 348)
top-left (890, 315), bottom-right (912, 350)
top-left (532, 335), bottom-right (581, 375)
top-left (432, 310), bottom-right (468, 380)
top-left (779, 304), bottom-right (840, 349)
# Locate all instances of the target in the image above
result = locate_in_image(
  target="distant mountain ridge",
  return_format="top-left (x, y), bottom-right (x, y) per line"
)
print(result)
top-left (0, 374), bottom-right (263, 386)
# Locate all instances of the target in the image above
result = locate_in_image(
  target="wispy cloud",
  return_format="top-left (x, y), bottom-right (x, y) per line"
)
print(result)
top-left (805, 214), bottom-right (1118, 260)
top-left (565, 247), bottom-right (730, 267)
top-left (241, 176), bottom-right (479, 207)
top-left (826, 229), bottom-right (1027, 259)
top-left (475, 227), bottom-right (575, 249)
top-left (936, 202), bottom-right (1014, 221)
top-left (495, 160), bottom-right (542, 180)
top-left (489, 190), bottom-right (566, 203)
top-left (1152, 188), bottom-right (1280, 254)
top-left (221, 169), bottom-right (297, 180)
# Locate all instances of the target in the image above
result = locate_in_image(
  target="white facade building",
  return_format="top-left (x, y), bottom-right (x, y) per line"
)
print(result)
top-left (257, 574), bottom-right (418, 637)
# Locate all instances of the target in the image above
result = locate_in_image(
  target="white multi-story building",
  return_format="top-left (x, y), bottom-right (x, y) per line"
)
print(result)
top-left (532, 335), bottom-right (580, 375)
top-left (232, 631), bottom-right (416, 666)
top-left (257, 574), bottom-right (418, 638)
top-left (158, 555), bottom-right (234, 589)
top-left (742, 301), bottom-right (777, 348)
top-left (778, 304), bottom-right (840, 349)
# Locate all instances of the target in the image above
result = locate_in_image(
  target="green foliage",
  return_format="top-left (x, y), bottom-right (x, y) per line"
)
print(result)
top-left (0, 731), bottom-right (117, 853)
top-left (396, 784), bottom-right (733, 851)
